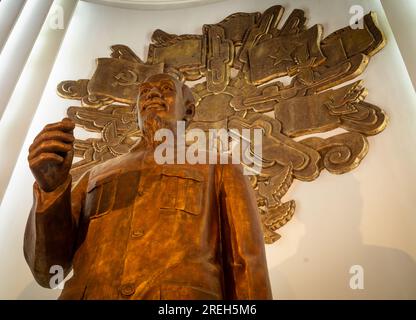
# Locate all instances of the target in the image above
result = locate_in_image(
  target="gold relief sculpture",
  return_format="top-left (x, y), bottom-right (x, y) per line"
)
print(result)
top-left (203, 24), bottom-right (234, 92)
top-left (274, 81), bottom-right (387, 137)
top-left (147, 30), bottom-right (206, 81)
top-left (235, 5), bottom-right (284, 70)
top-left (66, 104), bottom-right (141, 181)
top-left (216, 11), bottom-right (260, 48)
top-left (252, 164), bottom-right (295, 243)
top-left (247, 23), bottom-right (326, 85)
top-left (57, 79), bottom-right (89, 100)
top-left (299, 132), bottom-right (369, 174)
top-left (57, 5), bottom-right (387, 244)
top-left (88, 58), bottom-right (164, 104)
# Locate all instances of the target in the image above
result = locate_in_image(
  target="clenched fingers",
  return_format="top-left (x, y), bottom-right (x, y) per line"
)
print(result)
top-left (28, 140), bottom-right (73, 161)
top-left (33, 118), bottom-right (75, 141)
top-left (30, 130), bottom-right (74, 152)
top-left (29, 152), bottom-right (65, 169)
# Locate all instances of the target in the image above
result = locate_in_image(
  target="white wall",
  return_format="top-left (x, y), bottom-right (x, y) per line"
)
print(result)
top-left (0, 0), bottom-right (415, 299)
top-left (0, 0), bottom-right (78, 203)
top-left (381, 0), bottom-right (416, 90)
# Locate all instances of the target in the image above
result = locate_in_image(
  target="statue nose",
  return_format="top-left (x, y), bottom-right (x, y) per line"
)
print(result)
top-left (147, 87), bottom-right (162, 99)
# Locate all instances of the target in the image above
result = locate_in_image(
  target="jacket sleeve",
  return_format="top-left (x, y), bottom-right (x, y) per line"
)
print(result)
top-left (218, 164), bottom-right (273, 299)
top-left (23, 173), bottom-right (89, 288)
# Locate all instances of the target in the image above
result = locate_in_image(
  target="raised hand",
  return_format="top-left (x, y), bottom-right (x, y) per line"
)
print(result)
top-left (28, 118), bottom-right (75, 192)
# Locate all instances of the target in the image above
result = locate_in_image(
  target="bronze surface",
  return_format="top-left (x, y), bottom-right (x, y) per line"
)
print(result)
top-left (26, 74), bottom-right (272, 299)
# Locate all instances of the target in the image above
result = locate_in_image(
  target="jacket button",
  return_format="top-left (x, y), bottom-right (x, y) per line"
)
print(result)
top-left (120, 283), bottom-right (135, 296)
top-left (132, 229), bottom-right (145, 238)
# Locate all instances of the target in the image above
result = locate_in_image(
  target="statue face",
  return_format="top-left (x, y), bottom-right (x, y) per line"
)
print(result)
top-left (138, 74), bottom-right (187, 125)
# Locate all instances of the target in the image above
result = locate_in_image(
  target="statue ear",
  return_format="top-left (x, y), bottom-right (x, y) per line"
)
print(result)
top-left (182, 85), bottom-right (195, 122)
top-left (184, 103), bottom-right (195, 122)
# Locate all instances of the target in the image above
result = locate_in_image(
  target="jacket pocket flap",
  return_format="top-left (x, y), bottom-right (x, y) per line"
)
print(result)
top-left (161, 167), bottom-right (204, 182)
top-left (87, 170), bottom-right (122, 192)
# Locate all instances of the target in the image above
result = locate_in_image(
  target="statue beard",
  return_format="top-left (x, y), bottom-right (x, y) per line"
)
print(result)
top-left (141, 114), bottom-right (175, 150)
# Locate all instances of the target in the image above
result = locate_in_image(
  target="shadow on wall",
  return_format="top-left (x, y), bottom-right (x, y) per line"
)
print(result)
top-left (17, 281), bottom-right (61, 300)
top-left (270, 173), bottom-right (416, 299)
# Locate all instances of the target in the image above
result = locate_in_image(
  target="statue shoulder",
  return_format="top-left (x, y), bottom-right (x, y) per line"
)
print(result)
top-left (88, 150), bottom-right (145, 178)
top-left (215, 163), bottom-right (246, 182)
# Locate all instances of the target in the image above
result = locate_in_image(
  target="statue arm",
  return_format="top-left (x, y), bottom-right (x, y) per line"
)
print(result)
top-left (23, 172), bottom-right (89, 288)
top-left (218, 164), bottom-right (273, 299)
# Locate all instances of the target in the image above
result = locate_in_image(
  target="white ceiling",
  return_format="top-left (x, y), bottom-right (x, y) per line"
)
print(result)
top-left (82, 0), bottom-right (224, 10)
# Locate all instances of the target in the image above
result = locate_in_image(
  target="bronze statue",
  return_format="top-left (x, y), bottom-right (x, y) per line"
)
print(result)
top-left (24, 73), bottom-right (272, 300)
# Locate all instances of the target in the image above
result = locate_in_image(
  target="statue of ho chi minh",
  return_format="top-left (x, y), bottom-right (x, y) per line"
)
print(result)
top-left (24, 73), bottom-right (272, 300)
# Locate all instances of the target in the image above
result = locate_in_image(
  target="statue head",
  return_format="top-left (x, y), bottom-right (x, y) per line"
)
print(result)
top-left (137, 73), bottom-right (195, 135)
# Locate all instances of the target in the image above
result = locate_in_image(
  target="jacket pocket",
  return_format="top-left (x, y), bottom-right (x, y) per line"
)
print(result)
top-left (85, 170), bottom-right (120, 219)
top-left (159, 167), bottom-right (204, 216)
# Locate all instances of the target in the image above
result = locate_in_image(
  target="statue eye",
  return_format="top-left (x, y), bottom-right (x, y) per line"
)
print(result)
top-left (140, 88), bottom-right (150, 95)
top-left (161, 84), bottom-right (173, 92)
